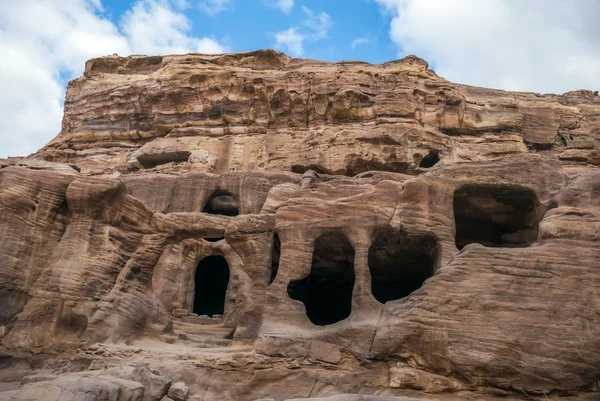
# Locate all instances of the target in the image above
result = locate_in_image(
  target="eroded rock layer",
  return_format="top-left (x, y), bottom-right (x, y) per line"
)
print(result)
top-left (1, 50), bottom-right (600, 401)
top-left (35, 49), bottom-right (600, 176)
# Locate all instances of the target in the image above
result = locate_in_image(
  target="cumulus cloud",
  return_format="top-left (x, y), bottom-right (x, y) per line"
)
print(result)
top-left (264, 0), bottom-right (294, 14)
top-left (274, 6), bottom-right (332, 57)
top-left (275, 28), bottom-right (304, 57)
top-left (0, 0), bottom-right (227, 158)
top-left (122, 0), bottom-right (226, 54)
top-left (351, 37), bottom-right (370, 49)
top-left (198, 0), bottom-right (232, 15)
top-left (375, 0), bottom-right (600, 93)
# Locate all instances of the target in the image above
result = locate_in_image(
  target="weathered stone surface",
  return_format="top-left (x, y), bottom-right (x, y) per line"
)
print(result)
top-left (31, 50), bottom-right (600, 175)
top-left (0, 376), bottom-right (122, 401)
top-left (167, 382), bottom-right (188, 401)
top-left (282, 396), bottom-right (422, 401)
top-left (1, 50), bottom-right (600, 401)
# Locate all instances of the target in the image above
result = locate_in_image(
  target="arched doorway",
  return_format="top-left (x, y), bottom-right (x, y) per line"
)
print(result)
top-left (193, 256), bottom-right (230, 317)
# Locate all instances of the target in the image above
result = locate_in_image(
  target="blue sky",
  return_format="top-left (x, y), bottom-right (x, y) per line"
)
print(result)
top-left (1, 0), bottom-right (599, 158)
top-left (100, 0), bottom-right (398, 64)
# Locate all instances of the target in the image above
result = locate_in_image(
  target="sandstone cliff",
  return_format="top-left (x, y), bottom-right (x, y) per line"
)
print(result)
top-left (1, 50), bottom-right (599, 401)
top-left (34, 49), bottom-right (600, 175)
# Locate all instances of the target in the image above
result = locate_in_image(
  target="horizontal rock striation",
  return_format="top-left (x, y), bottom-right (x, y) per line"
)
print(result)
top-left (1, 50), bottom-right (600, 401)
top-left (34, 49), bottom-right (600, 176)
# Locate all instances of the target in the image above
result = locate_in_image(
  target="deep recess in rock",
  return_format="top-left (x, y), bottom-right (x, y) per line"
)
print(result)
top-left (368, 232), bottom-right (439, 304)
top-left (287, 232), bottom-right (355, 325)
top-left (419, 151), bottom-right (440, 168)
top-left (454, 184), bottom-right (540, 250)
top-left (344, 159), bottom-right (410, 177)
top-left (193, 255), bottom-right (230, 317)
top-left (204, 237), bottom-right (224, 243)
top-left (137, 151), bottom-right (191, 169)
top-left (202, 192), bottom-right (239, 216)
top-left (270, 234), bottom-right (281, 284)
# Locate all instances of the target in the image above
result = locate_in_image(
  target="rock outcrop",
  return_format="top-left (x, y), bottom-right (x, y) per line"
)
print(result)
top-left (34, 49), bottom-right (600, 176)
top-left (1, 50), bottom-right (600, 401)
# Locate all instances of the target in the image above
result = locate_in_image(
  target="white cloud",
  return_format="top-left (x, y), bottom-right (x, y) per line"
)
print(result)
top-left (275, 28), bottom-right (304, 57)
top-left (302, 6), bottom-right (332, 39)
top-left (264, 0), bottom-right (294, 14)
top-left (122, 0), bottom-right (226, 54)
top-left (0, 0), bottom-right (227, 158)
top-left (351, 37), bottom-right (370, 49)
top-left (375, 0), bottom-right (600, 93)
top-left (198, 0), bottom-right (232, 15)
top-left (273, 6), bottom-right (332, 57)
top-left (276, 0), bottom-right (294, 14)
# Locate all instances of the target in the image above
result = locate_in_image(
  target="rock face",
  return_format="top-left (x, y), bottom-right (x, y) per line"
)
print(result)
top-left (34, 49), bottom-right (600, 175)
top-left (1, 50), bottom-right (600, 401)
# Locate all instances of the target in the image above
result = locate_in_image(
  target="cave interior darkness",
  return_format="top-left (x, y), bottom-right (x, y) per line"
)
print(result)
top-left (270, 234), bottom-right (281, 284)
top-left (286, 230), bottom-right (439, 325)
top-left (453, 184), bottom-right (540, 250)
top-left (203, 191), bottom-right (240, 216)
top-left (368, 232), bottom-right (439, 304)
top-left (193, 255), bottom-right (230, 317)
top-left (287, 233), bottom-right (355, 326)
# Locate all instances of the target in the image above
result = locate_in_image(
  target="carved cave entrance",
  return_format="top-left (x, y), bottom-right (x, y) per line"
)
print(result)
top-left (368, 232), bottom-right (438, 304)
top-left (287, 233), bottom-right (355, 326)
top-left (193, 256), bottom-right (230, 317)
top-left (203, 191), bottom-right (239, 216)
top-left (453, 184), bottom-right (540, 250)
top-left (419, 151), bottom-right (440, 168)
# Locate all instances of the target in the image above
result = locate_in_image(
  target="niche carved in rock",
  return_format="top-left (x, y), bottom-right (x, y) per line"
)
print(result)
top-left (453, 184), bottom-right (540, 250)
top-left (368, 231), bottom-right (438, 304)
top-left (287, 232), bottom-right (355, 326)
top-left (203, 191), bottom-right (240, 216)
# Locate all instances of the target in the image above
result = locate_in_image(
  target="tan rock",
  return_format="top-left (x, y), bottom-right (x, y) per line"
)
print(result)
top-left (388, 364), bottom-right (463, 392)
top-left (1, 50), bottom-right (600, 401)
top-left (31, 51), bottom-right (600, 175)
top-left (168, 382), bottom-right (189, 401)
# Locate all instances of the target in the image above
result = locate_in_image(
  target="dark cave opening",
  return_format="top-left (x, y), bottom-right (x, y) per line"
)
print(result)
top-left (453, 184), bottom-right (540, 250)
top-left (419, 151), bottom-right (440, 168)
top-left (193, 255), bottom-right (230, 317)
top-left (204, 237), bottom-right (224, 243)
top-left (343, 159), bottom-right (410, 177)
top-left (368, 233), bottom-right (438, 304)
top-left (287, 232), bottom-right (355, 326)
top-left (203, 191), bottom-right (239, 216)
top-left (270, 234), bottom-right (281, 284)
top-left (137, 151), bottom-right (191, 169)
